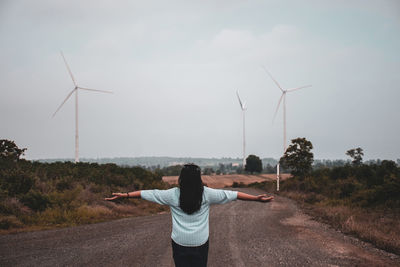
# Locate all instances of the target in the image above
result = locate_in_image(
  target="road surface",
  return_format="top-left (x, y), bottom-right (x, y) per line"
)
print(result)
top-left (0, 188), bottom-right (398, 266)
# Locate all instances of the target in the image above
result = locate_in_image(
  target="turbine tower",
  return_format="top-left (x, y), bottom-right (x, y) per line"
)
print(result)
top-left (262, 66), bottom-right (311, 191)
top-left (53, 51), bottom-right (113, 163)
top-left (262, 66), bottom-right (311, 153)
top-left (236, 90), bottom-right (247, 167)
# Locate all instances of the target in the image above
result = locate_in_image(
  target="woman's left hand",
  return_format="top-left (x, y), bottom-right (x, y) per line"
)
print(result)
top-left (105, 193), bottom-right (127, 201)
top-left (257, 194), bottom-right (274, 202)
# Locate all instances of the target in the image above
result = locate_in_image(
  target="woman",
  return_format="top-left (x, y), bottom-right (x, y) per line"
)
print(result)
top-left (105, 164), bottom-right (273, 267)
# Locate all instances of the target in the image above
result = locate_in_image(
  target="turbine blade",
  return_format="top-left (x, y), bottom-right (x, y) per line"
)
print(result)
top-left (236, 90), bottom-right (244, 110)
top-left (261, 65), bottom-right (284, 92)
top-left (52, 88), bottom-right (76, 117)
top-left (60, 51), bottom-right (77, 86)
top-left (287, 85), bottom-right (312, 92)
top-left (78, 87), bottom-right (113, 94)
top-left (272, 93), bottom-right (284, 123)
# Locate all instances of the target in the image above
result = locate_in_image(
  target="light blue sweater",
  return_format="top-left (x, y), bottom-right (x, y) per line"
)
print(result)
top-left (141, 186), bottom-right (237, 247)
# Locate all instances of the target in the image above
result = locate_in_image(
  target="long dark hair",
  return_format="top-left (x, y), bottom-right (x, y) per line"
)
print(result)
top-left (179, 164), bottom-right (204, 214)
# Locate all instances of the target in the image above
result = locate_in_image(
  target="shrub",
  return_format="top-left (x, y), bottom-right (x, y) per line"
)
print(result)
top-left (0, 169), bottom-right (34, 196)
top-left (20, 191), bottom-right (50, 212)
top-left (38, 207), bottom-right (68, 225)
top-left (0, 156), bottom-right (171, 230)
top-left (304, 192), bottom-right (323, 204)
top-left (337, 179), bottom-right (359, 198)
top-left (56, 178), bottom-right (74, 191)
top-left (232, 182), bottom-right (246, 188)
top-left (49, 187), bottom-right (82, 210)
top-left (0, 197), bottom-right (30, 215)
top-left (0, 215), bottom-right (23, 229)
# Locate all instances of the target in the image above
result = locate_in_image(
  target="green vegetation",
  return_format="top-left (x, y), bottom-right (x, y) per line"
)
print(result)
top-left (346, 147), bottom-right (364, 165)
top-left (39, 156), bottom-right (278, 169)
top-left (279, 161), bottom-right (400, 254)
top-left (281, 161), bottom-right (400, 208)
top-left (155, 165), bottom-right (183, 176)
top-left (245, 155), bottom-right (262, 174)
top-left (0, 139), bottom-right (168, 232)
top-left (0, 139), bottom-right (26, 162)
top-left (280, 137), bottom-right (314, 178)
top-left (252, 140), bottom-right (400, 254)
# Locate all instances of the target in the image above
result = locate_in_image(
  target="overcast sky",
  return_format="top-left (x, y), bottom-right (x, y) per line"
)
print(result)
top-left (1, 0), bottom-right (399, 161)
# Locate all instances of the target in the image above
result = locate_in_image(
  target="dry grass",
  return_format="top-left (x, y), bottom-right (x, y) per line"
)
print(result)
top-left (281, 191), bottom-right (400, 255)
top-left (0, 199), bottom-right (169, 234)
top-left (0, 215), bottom-right (23, 229)
top-left (163, 173), bottom-right (291, 188)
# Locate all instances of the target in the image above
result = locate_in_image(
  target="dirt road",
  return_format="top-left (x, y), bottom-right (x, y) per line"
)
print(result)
top-left (0, 188), bottom-right (398, 266)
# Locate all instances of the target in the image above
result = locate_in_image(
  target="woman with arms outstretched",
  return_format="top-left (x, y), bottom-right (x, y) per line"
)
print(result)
top-left (105, 164), bottom-right (273, 267)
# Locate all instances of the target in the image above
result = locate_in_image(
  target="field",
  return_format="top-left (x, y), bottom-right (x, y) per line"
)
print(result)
top-left (162, 173), bottom-right (291, 188)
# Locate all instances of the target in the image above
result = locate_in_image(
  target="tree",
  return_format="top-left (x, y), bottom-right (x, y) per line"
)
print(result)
top-left (245, 155), bottom-right (262, 174)
top-left (0, 139), bottom-right (26, 163)
top-left (346, 147), bottom-right (364, 165)
top-left (202, 167), bottom-right (214, 175)
top-left (280, 137), bottom-right (314, 178)
top-left (218, 163), bottom-right (226, 175)
top-left (263, 164), bottom-right (276, 173)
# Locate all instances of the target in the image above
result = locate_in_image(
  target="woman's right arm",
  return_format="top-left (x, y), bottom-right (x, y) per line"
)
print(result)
top-left (106, 188), bottom-right (176, 206)
top-left (105, 191), bottom-right (141, 201)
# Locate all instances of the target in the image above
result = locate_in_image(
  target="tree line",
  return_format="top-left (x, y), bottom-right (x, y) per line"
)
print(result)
top-left (276, 138), bottom-right (400, 209)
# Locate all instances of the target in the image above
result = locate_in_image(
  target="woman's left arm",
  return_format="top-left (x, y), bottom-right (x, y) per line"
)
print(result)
top-left (105, 191), bottom-right (141, 201)
top-left (237, 192), bottom-right (274, 202)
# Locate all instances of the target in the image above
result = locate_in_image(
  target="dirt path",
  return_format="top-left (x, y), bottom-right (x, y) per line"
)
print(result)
top-left (0, 188), bottom-right (398, 266)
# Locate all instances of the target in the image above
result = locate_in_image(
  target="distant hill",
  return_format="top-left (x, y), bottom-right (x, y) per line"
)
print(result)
top-left (37, 156), bottom-right (278, 168)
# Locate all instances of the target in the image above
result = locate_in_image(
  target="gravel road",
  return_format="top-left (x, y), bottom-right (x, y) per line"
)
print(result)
top-left (1, 188), bottom-right (399, 266)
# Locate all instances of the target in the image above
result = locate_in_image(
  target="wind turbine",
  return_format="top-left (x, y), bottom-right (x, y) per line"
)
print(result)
top-left (236, 90), bottom-right (247, 167)
top-left (262, 66), bottom-right (311, 153)
top-left (53, 51), bottom-right (113, 163)
top-left (262, 66), bottom-right (311, 190)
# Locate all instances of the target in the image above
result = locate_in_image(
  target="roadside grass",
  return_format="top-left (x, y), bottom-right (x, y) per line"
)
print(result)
top-left (0, 199), bottom-right (169, 234)
top-left (281, 191), bottom-right (400, 255)
top-left (245, 180), bottom-right (400, 255)
top-left (0, 160), bottom-right (172, 234)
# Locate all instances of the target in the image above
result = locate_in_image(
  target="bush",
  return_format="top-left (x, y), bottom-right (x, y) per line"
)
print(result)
top-left (49, 187), bottom-right (82, 210)
top-left (232, 182), bottom-right (246, 188)
top-left (0, 155), bottom-right (170, 231)
top-left (280, 162), bottom-right (400, 209)
top-left (20, 191), bottom-right (50, 212)
top-left (337, 179), bottom-right (359, 198)
top-left (0, 215), bottom-right (23, 229)
top-left (0, 197), bottom-right (30, 215)
top-left (0, 169), bottom-right (34, 196)
top-left (56, 178), bottom-right (74, 191)
top-left (304, 192), bottom-right (323, 204)
top-left (38, 207), bottom-right (69, 225)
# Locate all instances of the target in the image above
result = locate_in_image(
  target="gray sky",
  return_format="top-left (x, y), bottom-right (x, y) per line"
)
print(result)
top-left (1, 0), bottom-right (399, 160)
